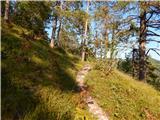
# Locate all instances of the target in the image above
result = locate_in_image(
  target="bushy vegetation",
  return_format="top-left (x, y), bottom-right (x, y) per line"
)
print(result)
top-left (118, 56), bottom-right (160, 91)
top-left (1, 23), bottom-right (95, 120)
top-left (117, 57), bottom-right (133, 75)
top-left (146, 58), bottom-right (160, 91)
top-left (85, 65), bottom-right (160, 120)
top-left (93, 59), bottom-right (117, 76)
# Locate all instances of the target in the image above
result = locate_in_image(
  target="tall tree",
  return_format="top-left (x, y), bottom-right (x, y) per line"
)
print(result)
top-left (139, 2), bottom-right (147, 81)
top-left (138, 1), bottom-right (160, 81)
top-left (81, 0), bottom-right (89, 61)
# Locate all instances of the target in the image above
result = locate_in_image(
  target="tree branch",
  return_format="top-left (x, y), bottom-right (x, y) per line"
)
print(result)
top-left (147, 30), bottom-right (160, 37)
top-left (146, 39), bottom-right (160, 43)
top-left (147, 24), bottom-right (160, 29)
top-left (146, 12), bottom-right (154, 23)
top-left (146, 48), bottom-right (160, 56)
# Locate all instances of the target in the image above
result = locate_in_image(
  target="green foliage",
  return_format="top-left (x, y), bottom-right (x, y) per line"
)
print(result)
top-left (94, 59), bottom-right (117, 75)
top-left (117, 57), bottom-right (132, 74)
top-left (146, 58), bottom-right (160, 91)
top-left (85, 69), bottom-right (160, 120)
top-left (12, 1), bottom-right (51, 37)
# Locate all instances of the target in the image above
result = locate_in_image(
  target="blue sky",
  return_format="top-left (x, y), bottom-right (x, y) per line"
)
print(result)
top-left (46, 1), bottom-right (160, 61)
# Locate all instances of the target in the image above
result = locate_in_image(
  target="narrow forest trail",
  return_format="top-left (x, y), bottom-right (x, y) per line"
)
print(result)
top-left (76, 64), bottom-right (109, 120)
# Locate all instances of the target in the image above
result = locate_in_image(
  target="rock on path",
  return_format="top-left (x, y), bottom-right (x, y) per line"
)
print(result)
top-left (76, 64), bottom-right (109, 120)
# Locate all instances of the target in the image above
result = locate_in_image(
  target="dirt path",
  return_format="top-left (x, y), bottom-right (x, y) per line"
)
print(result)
top-left (76, 64), bottom-right (109, 120)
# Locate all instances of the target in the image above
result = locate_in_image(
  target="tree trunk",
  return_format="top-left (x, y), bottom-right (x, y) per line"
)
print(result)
top-left (110, 29), bottom-right (115, 60)
top-left (57, 21), bottom-right (62, 47)
top-left (57, 1), bottom-right (63, 47)
top-left (100, 40), bottom-right (103, 59)
top-left (139, 7), bottom-right (147, 81)
top-left (50, 16), bottom-right (58, 48)
top-left (104, 30), bottom-right (108, 59)
top-left (94, 48), bottom-right (97, 57)
top-left (4, 0), bottom-right (9, 22)
top-left (81, 1), bottom-right (89, 61)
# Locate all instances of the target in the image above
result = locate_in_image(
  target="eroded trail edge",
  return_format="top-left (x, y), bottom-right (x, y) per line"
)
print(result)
top-left (76, 64), bottom-right (109, 120)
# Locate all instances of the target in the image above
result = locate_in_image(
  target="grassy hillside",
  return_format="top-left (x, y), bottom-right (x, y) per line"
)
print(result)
top-left (1, 23), bottom-right (95, 120)
top-left (147, 57), bottom-right (160, 91)
top-left (85, 69), bottom-right (160, 120)
top-left (149, 57), bottom-right (160, 69)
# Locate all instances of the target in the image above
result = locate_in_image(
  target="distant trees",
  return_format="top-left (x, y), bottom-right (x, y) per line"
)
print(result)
top-left (94, 2), bottom-right (110, 59)
top-left (118, 55), bottom-right (133, 74)
top-left (49, 1), bottom-right (87, 50)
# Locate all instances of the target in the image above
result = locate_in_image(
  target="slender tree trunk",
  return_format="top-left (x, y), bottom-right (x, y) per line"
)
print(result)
top-left (110, 29), bottom-right (115, 60)
top-left (104, 30), bottom-right (108, 59)
top-left (132, 49), bottom-right (135, 78)
top-left (94, 31), bottom-right (98, 58)
top-left (50, 16), bottom-right (58, 48)
top-left (94, 48), bottom-right (97, 57)
top-left (81, 0), bottom-right (89, 61)
top-left (139, 6), bottom-right (147, 81)
top-left (100, 40), bottom-right (103, 59)
top-left (4, 0), bottom-right (9, 22)
top-left (57, 1), bottom-right (63, 47)
top-left (57, 21), bottom-right (62, 47)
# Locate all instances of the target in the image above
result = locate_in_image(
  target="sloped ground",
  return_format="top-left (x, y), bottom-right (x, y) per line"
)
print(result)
top-left (1, 23), bottom-right (94, 120)
top-left (2, 23), bottom-right (160, 120)
top-left (85, 69), bottom-right (160, 120)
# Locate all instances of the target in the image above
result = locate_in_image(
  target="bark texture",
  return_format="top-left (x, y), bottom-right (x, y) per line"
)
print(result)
top-left (139, 6), bottom-right (147, 81)
top-left (50, 16), bottom-right (58, 48)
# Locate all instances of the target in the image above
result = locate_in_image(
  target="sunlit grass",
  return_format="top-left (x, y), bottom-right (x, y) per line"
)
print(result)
top-left (85, 69), bottom-right (160, 120)
top-left (31, 55), bottom-right (49, 67)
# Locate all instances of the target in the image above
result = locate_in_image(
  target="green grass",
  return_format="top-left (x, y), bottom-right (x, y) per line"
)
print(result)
top-left (1, 23), bottom-right (96, 120)
top-left (85, 69), bottom-right (160, 120)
